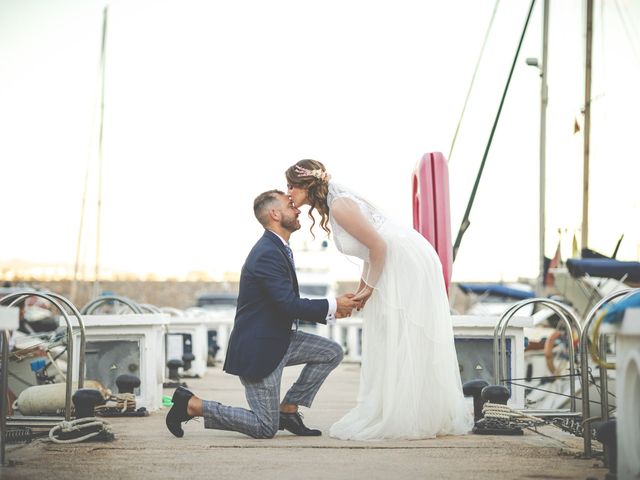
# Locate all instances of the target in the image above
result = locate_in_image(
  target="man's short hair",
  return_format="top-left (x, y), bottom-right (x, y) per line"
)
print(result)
top-left (253, 189), bottom-right (285, 227)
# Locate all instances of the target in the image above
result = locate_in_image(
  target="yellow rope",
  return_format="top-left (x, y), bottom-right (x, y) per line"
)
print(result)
top-left (590, 310), bottom-right (616, 369)
top-left (94, 393), bottom-right (136, 414)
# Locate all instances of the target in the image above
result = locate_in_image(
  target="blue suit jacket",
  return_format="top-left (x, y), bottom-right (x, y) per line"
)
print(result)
top-left (223, 230), bottom-right (329, 379)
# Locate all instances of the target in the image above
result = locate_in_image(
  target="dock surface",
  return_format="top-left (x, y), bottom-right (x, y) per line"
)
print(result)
top-left (3, 363), bottom-right (607, 480)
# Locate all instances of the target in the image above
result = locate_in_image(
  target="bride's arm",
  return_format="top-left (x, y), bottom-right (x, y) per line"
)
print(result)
top-left (359, 263), bottom-right (370, 290)
top-left (331, 198), bottom-right (386, 308)
top-left (356, 264), bottom-right (371, 310)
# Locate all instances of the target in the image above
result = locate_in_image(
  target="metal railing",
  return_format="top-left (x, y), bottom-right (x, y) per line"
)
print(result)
top-left (579, 288), bottom-right (638, 458)
top-left (0, 291), bottom-right (87, 466)
top-left (0, 291), bottom-right (86, 420)
top-left (493, 297), bottom-right (582, 412)
top-left (80, 295), bottom-right (144, 315)
top-left (1, 330), bottom-right (10, 466)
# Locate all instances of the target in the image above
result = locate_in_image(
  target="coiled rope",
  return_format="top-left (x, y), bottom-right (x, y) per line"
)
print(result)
top-left (49, 417), bottom-right (114, 444)
top-left (482, 402), bottom-right (546, 427)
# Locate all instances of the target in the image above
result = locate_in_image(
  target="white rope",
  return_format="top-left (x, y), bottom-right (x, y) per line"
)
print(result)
top-left (482, 402), bottom-right (546, 426)
top-left (49, 417), bottom-right (113, 444)
top-left (448, 0), bottom-right (501, 162)
top-left (46, 350), bottom-right (67, 381)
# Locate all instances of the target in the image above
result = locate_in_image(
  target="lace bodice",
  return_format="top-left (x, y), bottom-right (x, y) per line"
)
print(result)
top-left (327, 182), bottom-right (387, 262)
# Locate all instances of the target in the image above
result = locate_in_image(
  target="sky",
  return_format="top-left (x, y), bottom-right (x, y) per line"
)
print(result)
top-left (1, 0), bottom-right (639, 283)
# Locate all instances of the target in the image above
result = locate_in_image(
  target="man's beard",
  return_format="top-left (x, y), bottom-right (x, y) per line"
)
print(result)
top-left (281, 215), bottom-right (301, 233)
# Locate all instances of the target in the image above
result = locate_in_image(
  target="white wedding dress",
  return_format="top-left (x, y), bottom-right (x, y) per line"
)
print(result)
top-left (327, 182), bottom-right (473, 440)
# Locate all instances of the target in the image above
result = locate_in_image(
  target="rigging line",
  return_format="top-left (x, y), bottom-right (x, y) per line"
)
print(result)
top-left (452, 0), bottom-right (537, 261)
top-left (614, 0), bottom-right (640, 67)
top-left (590, 380), bottom-right (616, 400)
top-left (587, 368), bottom-right (617, 399)
top-left (513, 373), bottom-right (619, 401)
top-left (447, 0), bottom-right (501, 163)
top-left (507, 380), bottom-right (606, 405)
top-left (509, 373), bottom-right (581, 381)
top-left (73, 7), bottom-right (107, 302)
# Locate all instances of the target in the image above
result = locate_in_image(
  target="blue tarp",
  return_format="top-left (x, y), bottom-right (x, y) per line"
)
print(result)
top-left (457, 283), bottom-right (535, 300)
top-left (566, 258), bottom-right (640, 283)
top-left (602, 291), bottom-right (640, 324)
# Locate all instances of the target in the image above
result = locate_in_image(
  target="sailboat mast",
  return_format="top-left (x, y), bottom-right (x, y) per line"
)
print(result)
top-left (581, 0), bottom-right (593, 251)
top-left (93, 5), bottom-right (108, 298)
top-left (538, 0), bottom-right (549, 293)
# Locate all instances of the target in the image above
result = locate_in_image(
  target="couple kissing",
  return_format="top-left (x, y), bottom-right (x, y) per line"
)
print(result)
top-left (166, 160), bottom-right (473, 440)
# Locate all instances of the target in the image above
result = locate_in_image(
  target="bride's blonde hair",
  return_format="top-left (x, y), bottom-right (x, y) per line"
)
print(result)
top-left (285, 159), bottom-right (331, 238)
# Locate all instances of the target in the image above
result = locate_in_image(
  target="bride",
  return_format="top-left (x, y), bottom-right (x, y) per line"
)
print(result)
top-left (285, 159), bottom-right (473, 440)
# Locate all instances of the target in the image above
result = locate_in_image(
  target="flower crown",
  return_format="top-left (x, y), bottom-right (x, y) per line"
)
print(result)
top-left (294, 165), bottom-right (331, 183)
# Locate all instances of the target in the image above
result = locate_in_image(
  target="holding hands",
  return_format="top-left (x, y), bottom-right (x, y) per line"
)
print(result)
top-left (336, 293), bottom-right (358, 318)
top-left (352, 285), bottom-right (373, 311)
top-left (335, 284), bottom-right (374, 318)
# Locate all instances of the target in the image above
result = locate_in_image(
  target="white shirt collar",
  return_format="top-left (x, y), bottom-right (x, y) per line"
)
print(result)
top-left (268, 230), bottom-right (289, 246)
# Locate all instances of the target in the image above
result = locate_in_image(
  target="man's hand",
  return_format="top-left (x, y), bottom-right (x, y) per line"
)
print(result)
top-left (352, 285), bottom-right (374, 311)
top-left (336, 293), bottom-right (357, 318)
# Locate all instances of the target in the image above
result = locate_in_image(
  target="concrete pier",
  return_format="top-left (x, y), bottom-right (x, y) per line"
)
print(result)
top-left (2, 364), bottom-right (607, 480)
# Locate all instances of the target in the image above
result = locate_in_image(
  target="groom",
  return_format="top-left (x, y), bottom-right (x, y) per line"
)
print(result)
top-left (166, 189), bottom-right (357, 439)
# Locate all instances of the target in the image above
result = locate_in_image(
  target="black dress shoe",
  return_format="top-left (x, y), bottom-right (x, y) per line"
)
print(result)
top-left (279, 411), bottom-right (321, 436)
top-left (166, 386), bottom-right (194, 438)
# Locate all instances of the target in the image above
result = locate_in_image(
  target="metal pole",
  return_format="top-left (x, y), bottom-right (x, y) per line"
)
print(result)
top-left (538, 0), bottom-right (549, 294)
top-left (1, 331), bottom-right (10, 466)
top-left (46, 292), bottom-right (87, 389)
top-left (581, 0), bottom-right (593, 250)
top-left (599, 336), bottom-right (610, 422)
top-left (94, 5), bottom-right (108, 297)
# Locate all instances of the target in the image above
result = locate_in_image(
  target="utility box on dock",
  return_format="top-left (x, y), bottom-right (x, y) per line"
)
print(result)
top-left (605, 307), bottom-right (640, 479)
top-left (166, 317), bottom-right (208, 377)
top-left (186, 307), bottom-right (237, 363)
top-left (67, 314), bottom-right (168, 411)
top-left (452, 315), bottom-right (531, 409)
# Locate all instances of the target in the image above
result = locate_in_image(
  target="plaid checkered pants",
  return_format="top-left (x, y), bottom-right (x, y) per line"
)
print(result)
top-left (203, 330), bottom-right (343, 438)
